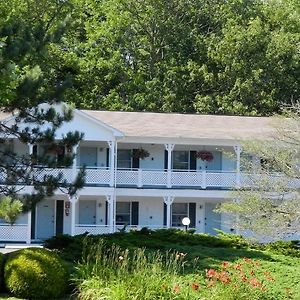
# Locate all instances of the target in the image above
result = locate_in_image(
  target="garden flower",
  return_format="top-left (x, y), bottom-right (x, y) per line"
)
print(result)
top-left (206, 269), bottom-right (217, 278)
top-left (248, 278), bottom-right (262, 288)
top-left (221, 261), bottom-right (230, 268)
top-left (173, 284), bottom-right (181, 293)
top-left (191, 282), bottom-right (200, 290)
top-left (118, 256), bottom-right (124, 260)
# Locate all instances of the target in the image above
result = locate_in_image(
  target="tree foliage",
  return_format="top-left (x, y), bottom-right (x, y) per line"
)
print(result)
top-left (0, 196), bottom-right (23, 225)
top-left (0, 0), bottom-right (85, 211)
top-left (55, 0), bottom-right (300, 115)
top-left (218, 103), bottom-right (300, 240)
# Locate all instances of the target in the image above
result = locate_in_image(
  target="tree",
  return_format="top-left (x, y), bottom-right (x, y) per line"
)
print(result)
top-left (0, 0), bottom-right (84, 212)
top-left (0, 196), bottom-right (23, 225)
top-left (57, 0), bottom-right (299, 115)
top-left (218, 103), bottom-right (300, 240)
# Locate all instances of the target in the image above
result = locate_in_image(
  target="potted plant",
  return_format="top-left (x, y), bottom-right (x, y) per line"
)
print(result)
top-left (196, 151), bottom-right (214, 161)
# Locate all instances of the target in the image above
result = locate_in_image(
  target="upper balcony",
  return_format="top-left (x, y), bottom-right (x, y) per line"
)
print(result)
top-left (0, 141), bottom-right (247, 190)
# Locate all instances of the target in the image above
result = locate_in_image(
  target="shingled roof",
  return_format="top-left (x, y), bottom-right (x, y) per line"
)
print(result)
top-left (82, 110), bottom-right (277, 140)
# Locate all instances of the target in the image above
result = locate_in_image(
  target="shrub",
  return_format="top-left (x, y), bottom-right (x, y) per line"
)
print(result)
top-left (44, 234), bottom-right (75, 250)
top-left (0, 253), bottom-right (5, 289)
top-left (263, 240), bottom-right (300, 257)
top-left (4, 247), bottom-right (68, 299)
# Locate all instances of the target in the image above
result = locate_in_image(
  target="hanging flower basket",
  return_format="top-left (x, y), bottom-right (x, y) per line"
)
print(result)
top-left (132, 148), bottom-right (150, 160)
top-left (196, 151), bottom-right (214, 162)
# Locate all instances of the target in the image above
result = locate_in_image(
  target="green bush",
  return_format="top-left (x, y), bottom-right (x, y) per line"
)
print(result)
top-left (264, 240), bottom-right (300, 257)
top-left (44, 233), bottom-right (75, 250)
top-left (0, 253), bottom-right (5, 289)
top-left (4, 247), bottom-right (68, 299)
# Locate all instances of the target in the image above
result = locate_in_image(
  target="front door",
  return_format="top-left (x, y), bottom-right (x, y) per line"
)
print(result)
top-left (80, 147), bottom-right (97, 167)
top-left (205, 203), bottom-right (221, 235)
top-left (36, 199), bottom-right (55, 239)
top-left (79, 200), bottom-right (96, 224)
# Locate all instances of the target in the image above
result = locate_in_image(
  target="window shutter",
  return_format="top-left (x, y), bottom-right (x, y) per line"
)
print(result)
top-left (105, 201), bottom-right (108, 225)
top-left (106, 148), bottom-right (109, 168)
top-left (131, 202), bottom-right (139, 225)
top-left (163, 203), bottom-right (167, 226)
top-left (31, 206), bottom-right (36, 239)
top-left (132, 149), bottom-right (140, 169)
top-left (190, 151), bottom-right (197, 170)
top-left (189, 203), bottom-right (196, 228)
top-left (164, 150), bottom-right (168, 170)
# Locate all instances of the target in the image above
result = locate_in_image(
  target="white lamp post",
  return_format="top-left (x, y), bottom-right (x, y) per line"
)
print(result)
top-left (182, 217), bottom-right (190, 232)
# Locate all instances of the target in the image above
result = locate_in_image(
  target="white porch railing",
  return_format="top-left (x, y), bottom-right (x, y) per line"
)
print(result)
top-left (0, 224), bottom-right (28, 242)
top-left (85, 167), bottom-right (110, 185)
top-left (2, 167), bottom-right (295, 190)
top-left (75, 224), bottom-right (110, 235)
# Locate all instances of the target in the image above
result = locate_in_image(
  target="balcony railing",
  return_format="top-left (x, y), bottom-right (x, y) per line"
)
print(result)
top-left (1, 166), bottom-right (298, 190)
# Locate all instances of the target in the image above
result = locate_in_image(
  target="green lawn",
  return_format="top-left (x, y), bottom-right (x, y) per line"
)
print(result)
top-left (51, 230), bottom-right (300, 300)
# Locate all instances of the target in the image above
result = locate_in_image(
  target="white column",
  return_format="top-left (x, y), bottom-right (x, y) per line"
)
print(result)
top-left (28, 143), bottom-right (34, 155)
top-left (70, 194), bottom-right (79, 236)
top-left (106, 195), bottom-right (114, 233)
top-left (26, 210), bottom-right (31, 244)
top-left (234, 145), bottom-right (242, 188)
top-left (164, 144), bottom-right (175, 188)
top-left (163, 195), bottom-right (174, 228)
top-left (107, 141), bottom-right (116, 187)
top-left (72, 145), bottom-right (79, 181)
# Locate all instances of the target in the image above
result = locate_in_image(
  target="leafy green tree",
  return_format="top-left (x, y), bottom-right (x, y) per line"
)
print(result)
top-left (218, 104), bottom-right (300, 240)
top-left (0, 0), bottom-right (84, 212)
top-left (0, 196), bottom-right (23, 225)
top-left (59, 0), bottom-right (299, 115)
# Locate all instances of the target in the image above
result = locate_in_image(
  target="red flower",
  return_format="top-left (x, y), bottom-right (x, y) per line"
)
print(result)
top-left (221, 261), bottom-right (230, 268)
top-left (206, 269), bottom-right (217, 278)
top-left (248, 278), bottom-right (262, 288)
top-left (173, 285), bottom-right (181, 293)
top-left (243, 258), bottom-right (254, 264)
top-left (191, 282), bottom-right (200, 291)
top-left (234, 264), bottom-right (242, 271)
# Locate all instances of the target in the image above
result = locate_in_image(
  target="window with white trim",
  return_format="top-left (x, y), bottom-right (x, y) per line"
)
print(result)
top-left (116, 202), bottom-right (131, 225)
top-left (172, 151), bottom-right (189, 170)
top-left (172, 203), bottom-right (188, 227)
top-left (117, 149), bottom-right (132, 169)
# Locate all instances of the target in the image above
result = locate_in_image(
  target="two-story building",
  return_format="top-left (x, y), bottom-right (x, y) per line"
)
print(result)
top-left (0, 104), bottom-right (276, 243)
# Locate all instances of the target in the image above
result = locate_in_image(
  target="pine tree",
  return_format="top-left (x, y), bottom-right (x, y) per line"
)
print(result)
top-left (0, 0), bottom-right (84, 211)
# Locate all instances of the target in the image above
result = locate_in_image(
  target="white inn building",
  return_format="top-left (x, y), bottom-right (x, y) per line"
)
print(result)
top-left (0, 104), bottom-right (280, 243)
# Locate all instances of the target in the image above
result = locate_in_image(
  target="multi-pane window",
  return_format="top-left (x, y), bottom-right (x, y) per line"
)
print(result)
top-left (117, 149), bottom-right (132, 169)
top-left (171, 203), bottom-right (188, 227)
top-left (172, 151), bottom-right (189, 170)
top-left (116, 202), bottom-right (131, 225)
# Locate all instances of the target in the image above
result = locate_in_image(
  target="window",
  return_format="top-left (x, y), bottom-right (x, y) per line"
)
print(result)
top-left (117, 149), bottom-right (132, 169)
top-left (172, 203), bottom-right (188, 227)
top-left (116, 202), bottom-right (131, 225)
top-left (40, 144), bottom-right (66, 165)
top-left (172, 151), bottom-right (189, 170)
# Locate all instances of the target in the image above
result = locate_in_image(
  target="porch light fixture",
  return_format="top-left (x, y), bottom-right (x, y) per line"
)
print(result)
top-left (182, 217), bottom-right (190, 232)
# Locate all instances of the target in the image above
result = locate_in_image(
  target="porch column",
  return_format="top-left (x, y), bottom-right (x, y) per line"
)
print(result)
top-left (164, 144), bottom-right (175, 188)
top-left (26, 210), bottom-right (31, 244)
top-left (234, 145), bottom-right (242, 188)
top-left (163, 195), bottom-right (174, 228)
top-left (70, 194), bottom-right (79, 236)
top-left (72, 144), bottom-right (79, 181)
top-left (28, 143), bottom-right (34, 155)
top-left (106, 194), bottom-right (115, 233)
top-left (107, 141), bottom-right (116, 187)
